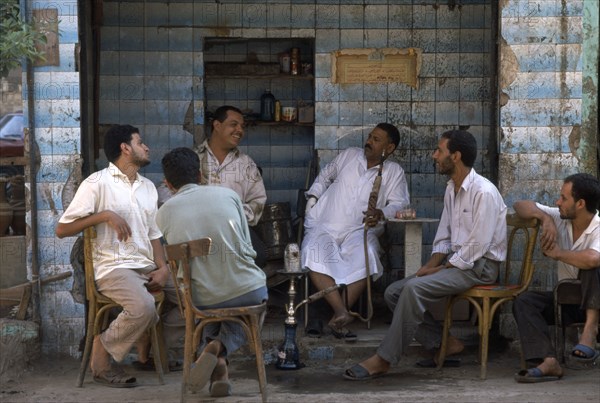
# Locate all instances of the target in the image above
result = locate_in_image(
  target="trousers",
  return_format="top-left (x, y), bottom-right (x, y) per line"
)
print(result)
top-left (377, 258), bottom-right (499, 365)
top-left (513, 267), bottom-right (600, 361)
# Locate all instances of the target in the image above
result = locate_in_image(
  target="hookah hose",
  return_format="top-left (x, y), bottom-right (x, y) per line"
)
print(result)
top-left (348, 152), bottom-right (385, 324)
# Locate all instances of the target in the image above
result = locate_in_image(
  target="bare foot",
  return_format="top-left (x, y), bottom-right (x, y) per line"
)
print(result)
top-left (357, 354), bottom-right (390, 376)
top-left (135, 332), bottom-right (150, 363)
top-left (536, 357), bottom-right (563, 377)
top-left (435, 335), bottom-right (464, 365)
top-left (573, 326), bottom-right (598, 358)
top-left (90, 335), bottom-right (112, 376)
top-left (329, 311), bottom-right (354, 330)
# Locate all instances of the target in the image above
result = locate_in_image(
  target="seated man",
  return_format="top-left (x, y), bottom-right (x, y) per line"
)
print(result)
top-left (512, 173), bottom-right (600, 383)
top-left (156, 147), bottom-right (267, 397)
top-left (301, 123), bottom-right (410, 339)
top-left (56, 124), bottom-right (171, 388)
top-left (344, 129), bottom-right (507, 380)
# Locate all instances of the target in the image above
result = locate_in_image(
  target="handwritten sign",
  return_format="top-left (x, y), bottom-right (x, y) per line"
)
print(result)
top-left (332, 48), bottom-right (421, 88)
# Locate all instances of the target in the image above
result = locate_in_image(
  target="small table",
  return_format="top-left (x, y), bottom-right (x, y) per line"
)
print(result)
top-left (387, 218), bottom-right (440, 277)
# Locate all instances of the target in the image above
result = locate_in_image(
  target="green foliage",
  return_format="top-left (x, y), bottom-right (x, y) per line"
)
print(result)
top-left (0, 0), bottom-right (47, 78)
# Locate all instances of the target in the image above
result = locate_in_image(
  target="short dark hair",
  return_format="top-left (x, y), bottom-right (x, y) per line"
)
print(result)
top-left (441, 130), bottom-right (477, 167)
top-left (212, 105), bottom-right (243, 126)
top-left (376, 123), bottom-right (400, 148)
top-left (161, 147), bottom-right (200, 190)
top-left (104, 124), bottom-right (139, 163)
top-left (564, 173), bottom-right (600, 213)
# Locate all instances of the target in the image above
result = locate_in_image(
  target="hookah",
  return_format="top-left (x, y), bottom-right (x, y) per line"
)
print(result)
top-left (276, 244), bottom-right (343, 370)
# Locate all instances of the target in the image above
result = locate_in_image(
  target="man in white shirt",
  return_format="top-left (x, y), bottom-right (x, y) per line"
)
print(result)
top-left (344, 129), bottom-right (507, 380)
top-left (56, 125), bottom-right (169, 388)
top-left (302, 123), bottom-right (410, 339)
top-left (513, 173), bottom-right (600, 383)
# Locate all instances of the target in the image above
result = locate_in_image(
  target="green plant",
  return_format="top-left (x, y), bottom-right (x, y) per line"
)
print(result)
top-left (0, 0), bottom-right (47, 78)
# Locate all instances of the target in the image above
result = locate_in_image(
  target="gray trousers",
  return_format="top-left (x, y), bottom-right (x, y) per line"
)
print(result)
top-left (513, 267), bottom-right (600, 361)
top-left (377, 258), bottom-right (499, 365)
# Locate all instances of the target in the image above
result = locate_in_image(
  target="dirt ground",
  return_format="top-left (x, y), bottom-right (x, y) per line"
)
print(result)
top-left (1, 347), bottom-right (599, 403)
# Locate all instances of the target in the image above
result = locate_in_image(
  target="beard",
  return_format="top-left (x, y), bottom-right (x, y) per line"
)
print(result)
top-left (436, 156), bottom-right (454, 175)
top-left (131, 151), bottom-right (150, 168)
top-left (559, 207), bottom-right (576, 220)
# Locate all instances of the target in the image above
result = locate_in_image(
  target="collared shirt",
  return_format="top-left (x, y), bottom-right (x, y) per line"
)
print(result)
top-left (195, 140), bottom-right (266, 226)
top-left (304, 147), bottom-right (410, 235)
top-left (432, 169), bottom-right (507, 270)
top-left (59, 162), bottom-right (162, 280)
top-left (535, 203), bottom-right (600, 281)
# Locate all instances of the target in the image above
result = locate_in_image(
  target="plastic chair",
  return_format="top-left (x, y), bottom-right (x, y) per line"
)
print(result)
top-left (76, 226), bottom-right (166, 387)
top-left (164, 238), bottom-right (268, 403)
top-left (437, 213), bottom-right (540, 379)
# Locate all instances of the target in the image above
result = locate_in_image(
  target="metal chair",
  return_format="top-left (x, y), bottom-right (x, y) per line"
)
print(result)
top-left (437, 213), bottom-right (540, 379)
top-left (164, 238), bottom-right (268, 403)
top-left (76, 226), bottom-right (166, 387)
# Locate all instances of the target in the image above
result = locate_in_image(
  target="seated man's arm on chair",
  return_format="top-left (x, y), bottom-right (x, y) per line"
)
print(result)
top-left (56, 211), bottom-right (131, 241)
top-left (513, 200), bottom-right (558, 251)
top-left (145, 238), bottom-right (170, 292)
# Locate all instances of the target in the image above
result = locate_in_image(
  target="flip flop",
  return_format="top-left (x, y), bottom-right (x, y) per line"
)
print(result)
top-left (330, 327), bottom-right (357, 343)
top-left (415, 358), bottom-right (461, 368)
top-left (571, 344), bottom-right (600, 361)
top-left (93, 368), bottom-right (137, 388)
top-left (343, 364), bottom-right (386, 381)
top-left (514, 367), bottom-right (562, 383)
top-left (210, 380), bottom-right (232, 397)
top-left (189, 352), bottom-right (218, 390)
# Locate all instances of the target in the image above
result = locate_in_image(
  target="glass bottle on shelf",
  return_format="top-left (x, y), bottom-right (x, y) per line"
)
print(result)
top-left (260, 89), bottom-right (275, 121)
top-left (290, 48), bottom-right (299, 75)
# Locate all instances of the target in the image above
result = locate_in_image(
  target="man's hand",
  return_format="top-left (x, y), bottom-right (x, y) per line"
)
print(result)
top-left (539, 215), bottom-right (558, 251)
top-left (363, 208), bottom-right (384, 227)
top-left (541, 243), bottom-right (562, 260)
top-left (305, 196), bottom-right (317, 216)
top-left (145, 266), bottom-right (169, 292)
top-left (104, 210), bottom-right (132, 242)
top-left (415, 264), bottom-right (444, 277)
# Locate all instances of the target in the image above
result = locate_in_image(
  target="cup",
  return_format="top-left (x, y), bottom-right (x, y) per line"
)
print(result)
top-left (282, 107), bottom-right (297, 122)
top-left (395, 206), bottom-right (416, 219)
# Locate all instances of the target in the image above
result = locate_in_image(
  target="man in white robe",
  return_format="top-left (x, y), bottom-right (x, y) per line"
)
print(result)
top-left (301, 123), bottom-right (410, 337)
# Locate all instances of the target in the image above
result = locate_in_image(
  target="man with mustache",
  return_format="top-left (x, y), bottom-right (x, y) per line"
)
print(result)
top-left (302, 123), bottom-right (410, 340)
top-left (344, 129), bottom-right (507, 379)
top-left (56, 125), bottom-right (169, 387)
top-left (512, 173), bottom-right (600, 382)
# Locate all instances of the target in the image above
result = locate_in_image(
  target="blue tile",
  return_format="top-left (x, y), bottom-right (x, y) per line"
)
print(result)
top-left (461, 5), bottom-right (487, 28)
top-left (169, 3), bottom-right (194, 25)
top-left (459, 78), bottom-right (485, 101)
top-left (314, 125), bottom-right (339, 150)
top-left (119, 27), bottom-right (145, 51)
top-left (340, 5), bottom-right (363, 28)
top-left (145, 3), bottom-right (169, 26)
top-left (339, 83), bottom-right (363, 101)
top-left (120, 101), bottom-right (144, 126)
top-left (168, 52), bottom-right (194, 75)
top-left (389, 5), bottom-right (413, 29)
top-left (314, 53), bottom-right (331, 79)
top-left (459, 53), bottom-right (485, 77)
top-left (363, 102), bottom-right (387, 125)
top-left (458, 102), bottom-right (483, 125)
top-left (119, 2), bottom-right (144, 26)
top-left (437, 6), bottom-right (460, 28)
top-left (220, 4), bottom-right (243, 27)
top-left (436, 29), bottom-right (460, 52)
top-left (169, 76), bottom-right (193, 100)
top-left (337, 126), bottom-right (363, 149)
top-left (365, 29), bottom-right (388, 48)
top-left (315, 78), bottom-right (339, 102)
top-left (58, 19), bottom-right (78, 44)
top-left (291, 4), bottom-right (315, 28)
top-left (364, 83), bottom-right (388, 101)
top-left (246, 145), bottom-right (271, 167)
top-left (98, 100), bottom-right (120, 123)
top-left (144, 76), bottom-right (169, 100)
top-left (413, 5), bottom-right (437, 28)
top-left (339, 102), bottom-right (363, 125)
top-left (388, 102), bottom-right (412, 126)
top-left (145, 100), bottom-right (170, 125)
top-left (411, 102), bottom-right (435, 125)
top-left (315, 29), bottom-right (339, 53)
top-left (316, 5), bottom-right (339, 29)
top-left (388, 29), bottom-right (412, 49)
top-left (100, 51), bottom-right (120, 75)
top-left (144, 27), bottom-right (169, 51)
top-left (244, 4), bottom-right (267, 28)
top-left (460, 29), bottom-right (486, 52)
top-left (170, 28), bottom-right (194, 51)
top-left (267, 4), bottom-right (292, 27)
top-left (413, 29), bottom-right (436, 53)
top-left (293, 145), bottom-right (313, 167)
top-left (412, 78), bottom-right (435, 102)
top-left (339, 29), bottom-right (364, 48)
top-left (435, 53), bottom-right (460, 76)
top-left (102, 2), bottom-right (120, 26)
top-left (169, 101), bottom-right (189, 124)
top-left (119, 52), bottom-right (145, 75)
top-left (315, 103), bottom-right (339, 125)
top-left (292, 127), bottom-right (314, 146)
top-left (435, 102), bottom-right (459, 125)
top-left (270, 145), bottom-right (294, 167)
top-left (364, 5), bottom-right (388, 29)
top-left (436, 78), bottom-right (460, 101)
top-left (144, 52), bottom-right (169, 75)
top-left (121, 76), bottom-right (144, 100)
top-left (100, 27), bottom-right (120, 51)
top-left (193, 3), bottom-right (219, 26)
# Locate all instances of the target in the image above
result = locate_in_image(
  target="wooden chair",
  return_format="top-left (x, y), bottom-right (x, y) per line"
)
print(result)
top-left (164, 238), bottom-right (268, 403)
top-left (76, 226), bottom-right (166, 387)
top-left (437, 213), bottom-right (540, 379)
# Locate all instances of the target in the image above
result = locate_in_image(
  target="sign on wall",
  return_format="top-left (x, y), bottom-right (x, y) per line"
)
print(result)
top-left (332, 48), bottom-right (421, 88)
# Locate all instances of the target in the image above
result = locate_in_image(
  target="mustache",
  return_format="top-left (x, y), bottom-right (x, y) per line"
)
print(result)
top-left (364, 144), bottom-right (372, 150)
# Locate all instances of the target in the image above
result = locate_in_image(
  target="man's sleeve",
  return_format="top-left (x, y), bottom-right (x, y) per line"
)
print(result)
top-left (242, 160), bottom-right (267, 226)
top-left (58, 178), bottom-right (97, 224)
top-left (306, 150), bottom-right (346, 198)
top-left (380, 165), bottom-right (410, 218)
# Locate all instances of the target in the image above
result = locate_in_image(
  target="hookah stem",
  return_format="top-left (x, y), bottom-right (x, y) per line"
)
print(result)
top-left (349, 154), bottom-right (385, 323)
top-left (295, 284), bottom-right (344, 311)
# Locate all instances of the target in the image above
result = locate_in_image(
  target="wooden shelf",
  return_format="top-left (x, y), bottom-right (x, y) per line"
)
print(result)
top-left (0, 156), bottom-right (28, 166)
top-left (245, 120), bottom-right (313, 127)
top-left (205, 74), bottom-right (314, 80)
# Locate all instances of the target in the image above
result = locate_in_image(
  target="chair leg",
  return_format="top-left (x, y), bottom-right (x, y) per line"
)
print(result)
top-left (181, 314), bottom-right (195, 403)
top-left (250, 315), bottom-right (268, 403)
top-left (437, 300), bottom-right (454, 370)
top-left (76, 314), bottom-right (96, 387)
top-left (150, 326), bottom-right (165, 385)
top-left (479, 299), bottom-right (491, 380)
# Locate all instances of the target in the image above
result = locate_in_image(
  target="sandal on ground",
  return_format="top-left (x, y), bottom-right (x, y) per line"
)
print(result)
top-left (93, 368), bottom-right (137, 388)
top-left (189, 352), bottom-right (218, 390)
top-left (305, 319), bottom-right (323, 338)
top-left (210, 380), bottom-right (232, 397)
top-left (343, 364), bottom-right (385, 381)
top-left (330, 327), bottom-right (357, 343)
top-left (570, 344), bottom-right (600, 361)
top-left (514, 367), bottom-right (562, 383)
